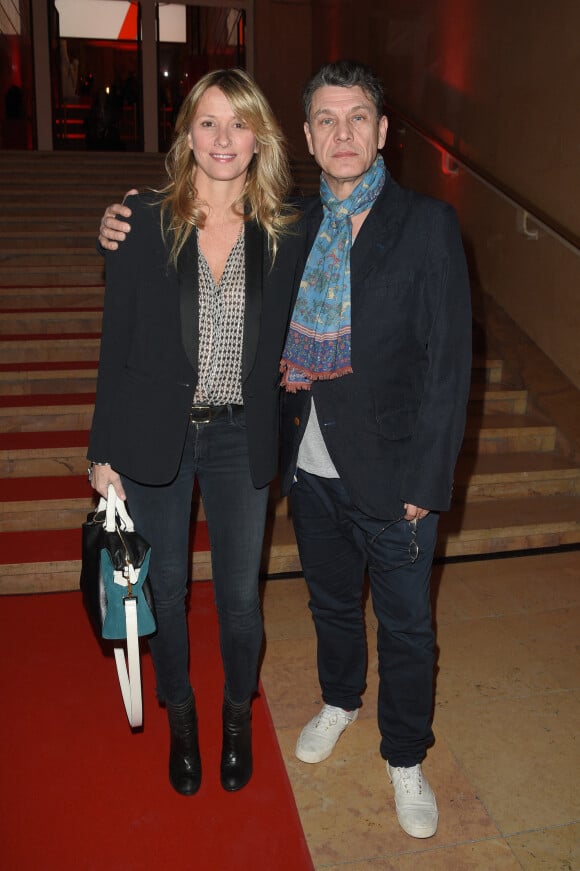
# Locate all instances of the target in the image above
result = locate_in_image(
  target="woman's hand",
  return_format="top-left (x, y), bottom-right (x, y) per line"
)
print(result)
top-left (98, 189), bottom-right (138, 250)
top-left (90, 464), bottom-right (126, 501)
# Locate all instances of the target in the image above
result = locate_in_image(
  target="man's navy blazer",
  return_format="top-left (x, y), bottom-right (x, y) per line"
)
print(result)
top-left (281, 173), bottom-right (473, 519)
top-left (89, 193), bottom-right (301, 489)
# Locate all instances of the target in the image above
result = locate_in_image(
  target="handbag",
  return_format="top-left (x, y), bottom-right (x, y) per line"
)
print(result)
top-left (80, 484), bottom-right (156, 728)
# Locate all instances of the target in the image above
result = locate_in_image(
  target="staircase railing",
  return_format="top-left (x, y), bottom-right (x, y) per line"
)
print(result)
top-left (386, 101), bottom-right (580, 258)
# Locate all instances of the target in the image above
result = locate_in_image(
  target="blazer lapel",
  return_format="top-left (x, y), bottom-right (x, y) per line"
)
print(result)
top-left (350, 175), bottom-right (403, 284)
top-left (301, 184), bottom-right (401, 287)
top-left (242, 219), bottom-right (264, 382)
top-left (177, 230), bottom-right (199, 373)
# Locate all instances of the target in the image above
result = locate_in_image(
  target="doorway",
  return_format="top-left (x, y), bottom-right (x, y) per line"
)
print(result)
top-left (49, 0), bottom-right (249, 152)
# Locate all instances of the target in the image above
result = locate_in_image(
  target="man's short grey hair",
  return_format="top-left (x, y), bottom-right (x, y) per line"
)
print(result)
top-left (302, 60), bottom-right (385, 121)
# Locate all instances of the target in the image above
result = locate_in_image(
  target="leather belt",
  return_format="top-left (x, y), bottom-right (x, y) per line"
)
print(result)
top-left (190, 403), bottom-right (243, 424)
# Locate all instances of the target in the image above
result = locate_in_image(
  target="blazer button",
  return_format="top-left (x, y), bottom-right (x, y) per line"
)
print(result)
top-left (294, 417), bottom-right (300, 427)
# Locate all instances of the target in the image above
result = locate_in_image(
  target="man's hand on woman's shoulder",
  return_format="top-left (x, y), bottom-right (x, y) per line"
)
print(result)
top-left (98, 188), bottom-right (139, 250)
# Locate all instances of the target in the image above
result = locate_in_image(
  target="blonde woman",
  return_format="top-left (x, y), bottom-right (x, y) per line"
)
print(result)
top-left (89, 69), bottom-right (300, 796)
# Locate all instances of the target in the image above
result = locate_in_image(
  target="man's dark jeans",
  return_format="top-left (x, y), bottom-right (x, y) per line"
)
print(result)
top-left (291, 469), bottom-right (437, 767)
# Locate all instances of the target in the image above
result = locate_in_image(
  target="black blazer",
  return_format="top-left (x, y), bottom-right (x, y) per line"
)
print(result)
top-left (89, 193), bottom-right (301, 488)
top-left (281, 173), bottom-right (473, 519)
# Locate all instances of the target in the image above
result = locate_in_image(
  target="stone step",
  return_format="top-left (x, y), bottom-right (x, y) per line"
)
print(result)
top-left (0, 433), bottom-right (282, 483)
top-left (0, 512), bottom-right (296, 594)
top-left (0, 395), bottom-right (553, 445)
top-left (0, 309), bottom-right (102, 335)
top-left (0, 202), bottom-right (126, 218)
top-left (0, 231), bottom-right (97, 250)
top-left (4, 170), bottom-right (326, 200)
top-left (0, 521), bottom-right (208, 594)
top-left (3, 454), bottom-right (579, 533)
top-left (0, 474), bottom-right (288, 532)
top-left (0, 178), bottom-right (163, 193)
top-left (2, 494), bottom-right (579, 594)
top-left (0, 364), bottom-right (519, 405)
top-left (0, 266), bottom-right (104, 287)
top-left (0, 364), bottom-right (97, 396)
top-left (0, 168), bottom-right (165, 187)
top-left (456, 452), bottom-right (580, 500)
top-left (2, 412), bottom-right (576, 507)
top-left (0, 174), bottom-right (157, 185)
top-left (0, 285), bottom-right (104, 309)
top-left (0, 394), bottom-right (94, 432)
top-left (0, 336), bottom-right (100, 364)
top-left (0, 152), bottom-right (576, 592)
top-left (0, 249), bottom-right (102, 266)
top-left (463, 412), bottom-right (556, 453)
top-left (472, 356), bottom-right (503, 384)
top-left (437, 494), bottom-right (580, 557)
top-left (0, 430), bottom-right (89, 477)
top-left (0, 179), bottom-right (316, 208)
top-left (0, 152), bottom-right (165, 166)
top-left (0, 175), bottom-right (164, 191)
top-left (0, 339), bottom-right (496, 375)
top-left (468, 385), bottom-right (528, 414)
top-left (0, 475), bottom-right (94, 532)
top-left (0, 159), bottom-right (163, 171)
top-left (0, 196), bottom-right (151, 211)
top-left (0, 218), bottom-right (102, 237)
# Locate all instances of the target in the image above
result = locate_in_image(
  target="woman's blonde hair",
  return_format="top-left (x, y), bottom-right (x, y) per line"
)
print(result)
top-left (159, 68), bottom-right (296, 265)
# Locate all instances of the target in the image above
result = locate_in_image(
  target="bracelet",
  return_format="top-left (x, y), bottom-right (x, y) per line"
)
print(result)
top-left (87, 461), bottom-right (111, 483)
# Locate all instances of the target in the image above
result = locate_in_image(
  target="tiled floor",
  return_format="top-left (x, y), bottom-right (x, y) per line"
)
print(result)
top-left (260, 550), bottom-right (580, 870)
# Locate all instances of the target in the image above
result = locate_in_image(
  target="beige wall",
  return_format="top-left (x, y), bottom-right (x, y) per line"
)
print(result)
top-left (258, 0), bottom-right (580, 388)
top-left (254, 0), bottom-right (313, 160)
top-left (367, 0), bottom-right (580, 237)
top-left (386, 127), bottom-right (580, 391)
top-left (371, 0), bottom-right (580, 388)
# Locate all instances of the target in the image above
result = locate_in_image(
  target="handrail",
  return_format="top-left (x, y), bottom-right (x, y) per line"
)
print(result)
top-left (385, 101), bottom-right (580, 258)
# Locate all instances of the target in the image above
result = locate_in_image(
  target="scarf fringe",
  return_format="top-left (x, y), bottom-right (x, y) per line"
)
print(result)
top-left (280, 360), bottom-right (353, 393)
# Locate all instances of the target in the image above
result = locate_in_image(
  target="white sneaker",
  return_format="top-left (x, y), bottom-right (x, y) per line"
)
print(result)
top-left (295, 704), bottom-right (358, 763)
top-left (387, 763), bottom-right (438, 838)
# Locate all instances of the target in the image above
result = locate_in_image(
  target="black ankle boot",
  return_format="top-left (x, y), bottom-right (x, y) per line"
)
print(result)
top-left (220, 696), bottom-right (252, 792)
top-left (167, 694), bottom-right (202, 796)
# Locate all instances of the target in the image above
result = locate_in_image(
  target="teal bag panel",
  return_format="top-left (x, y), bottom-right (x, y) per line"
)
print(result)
top-left (100, 548), bottom-right (156, 640)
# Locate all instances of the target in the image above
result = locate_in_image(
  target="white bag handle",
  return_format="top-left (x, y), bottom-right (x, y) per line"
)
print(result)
top-left (114, 596), bottom-right (143, 728)
top-left (104, 483), bottom-right (134, 533)
top-left (100, 483), bottom-right (144, 729)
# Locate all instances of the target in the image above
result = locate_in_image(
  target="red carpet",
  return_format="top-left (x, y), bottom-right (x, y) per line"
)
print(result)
top-left (0, 584), bottom-right (313, 870)
top-left (0, 361), bottom-right (97, 371)
top-left (0, 429), bottom-right (89, 450)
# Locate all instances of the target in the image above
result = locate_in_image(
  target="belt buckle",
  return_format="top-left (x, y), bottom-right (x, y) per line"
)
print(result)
top-left (190, 404), bottom-right (212, 423)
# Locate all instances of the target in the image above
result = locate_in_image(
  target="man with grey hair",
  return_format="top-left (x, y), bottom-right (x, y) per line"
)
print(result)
top-left (279, 60), bottom-right (471, 839)
top-left (98, 60), bottom-right (471, 839)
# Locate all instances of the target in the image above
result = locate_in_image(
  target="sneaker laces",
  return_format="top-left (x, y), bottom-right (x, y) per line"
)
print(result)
top-left (396, 765), bottom-right (424, 796)
top-left (313, 705), bottom-right (348, 731)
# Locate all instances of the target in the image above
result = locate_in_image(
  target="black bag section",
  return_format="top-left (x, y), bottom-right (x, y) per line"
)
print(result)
top-left (80, 503), bottom-right (156, 640)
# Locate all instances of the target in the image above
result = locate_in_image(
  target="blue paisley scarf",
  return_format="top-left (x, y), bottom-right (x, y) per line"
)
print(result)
top-left (280, 155), bottom-right (386, 391)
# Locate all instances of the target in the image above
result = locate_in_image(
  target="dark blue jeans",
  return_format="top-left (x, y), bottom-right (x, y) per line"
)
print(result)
top-left (291, 470), bottom-right (438, 767)
top-left (122, 407), bottom-right (268, 707)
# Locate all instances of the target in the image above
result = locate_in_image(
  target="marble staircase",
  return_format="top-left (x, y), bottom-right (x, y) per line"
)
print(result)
top-left (1, 151), bottom-right (579, 593)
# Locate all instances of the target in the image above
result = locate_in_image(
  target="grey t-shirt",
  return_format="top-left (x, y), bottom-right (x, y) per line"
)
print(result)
top-left (297, 397), bottom-right (340, 478)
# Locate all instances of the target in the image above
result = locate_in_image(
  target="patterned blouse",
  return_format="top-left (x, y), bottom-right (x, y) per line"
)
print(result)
top-left (193, 228), bottom-right (245, 405)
